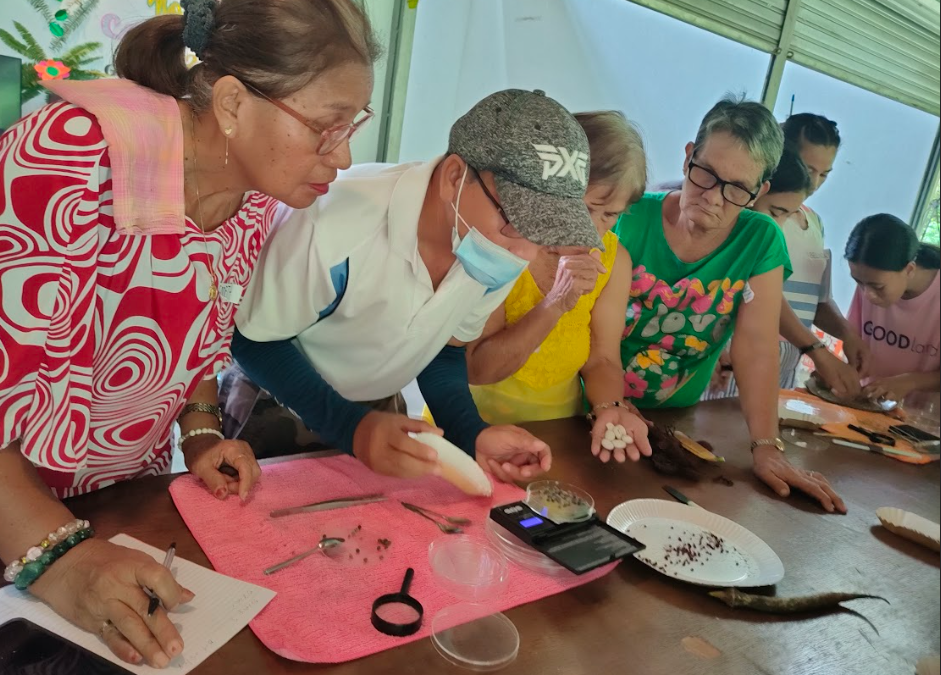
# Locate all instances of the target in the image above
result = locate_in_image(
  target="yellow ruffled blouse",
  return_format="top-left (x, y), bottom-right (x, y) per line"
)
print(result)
top-left (470, 231), bottom-right (619, 424)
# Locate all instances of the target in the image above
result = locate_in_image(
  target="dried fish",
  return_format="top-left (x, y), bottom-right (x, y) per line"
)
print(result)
top-left (646, 425), bottom-right (715, 480)
top-left (708, 588), bottom-right (888, 613)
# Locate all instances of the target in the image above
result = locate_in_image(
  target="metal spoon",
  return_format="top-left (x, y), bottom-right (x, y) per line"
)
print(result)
top-left (263, 537), bottom-right (345, 575)
top-left (400, 502), bottom-right (472, 526)
top-left (402, 504), bottom-right (463, 534)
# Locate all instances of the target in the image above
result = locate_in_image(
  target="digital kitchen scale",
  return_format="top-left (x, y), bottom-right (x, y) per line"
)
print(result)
top-left (489, 501), bottom-right (645, 575)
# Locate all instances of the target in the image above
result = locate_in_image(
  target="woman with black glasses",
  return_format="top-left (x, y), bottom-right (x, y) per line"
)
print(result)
top-left (613, 96), bottom-right (845, 515)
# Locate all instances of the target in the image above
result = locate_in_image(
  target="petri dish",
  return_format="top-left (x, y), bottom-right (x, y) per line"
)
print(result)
top-left (484, 520), bottom-right (572, 577)
top-left (525, 481), bottom-right (595, 523)
top-left (431, 604), bottom-right (519, 672)
top-left (428, 536), bottom-right (508, 603)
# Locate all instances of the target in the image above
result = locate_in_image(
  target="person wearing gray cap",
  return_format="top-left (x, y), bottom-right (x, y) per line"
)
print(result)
top-left (222, 89), bottom-right (599, 483)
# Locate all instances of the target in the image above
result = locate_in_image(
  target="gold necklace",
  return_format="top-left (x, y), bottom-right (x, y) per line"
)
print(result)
top-left (189, 112), bottom-right (218, 302)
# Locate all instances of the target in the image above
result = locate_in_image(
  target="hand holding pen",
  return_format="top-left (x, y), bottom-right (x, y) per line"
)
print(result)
top-left (144, 542), bottom-right (177, 616)
top-left (28, 538), bottom-right (194, 667)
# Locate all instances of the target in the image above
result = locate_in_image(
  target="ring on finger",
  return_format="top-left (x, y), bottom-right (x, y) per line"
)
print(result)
top-left (99, 620), bottom-right (114, 637)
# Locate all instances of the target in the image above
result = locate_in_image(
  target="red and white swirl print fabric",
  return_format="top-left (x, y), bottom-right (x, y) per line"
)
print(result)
top-left (0, 102), bottom-right (279, 497)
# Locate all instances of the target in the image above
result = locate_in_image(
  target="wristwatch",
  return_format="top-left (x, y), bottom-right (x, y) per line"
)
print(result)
top-left (798, 340), bottom-right (827, 356)
top-left (750, 438), bottom-right (785, 453)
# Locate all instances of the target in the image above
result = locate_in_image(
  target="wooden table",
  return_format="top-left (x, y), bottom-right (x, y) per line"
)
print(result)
top-left (64, 399), bottom-right (940, 675)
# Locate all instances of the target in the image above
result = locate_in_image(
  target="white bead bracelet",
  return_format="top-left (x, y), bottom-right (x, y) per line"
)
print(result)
top-left (178, 427), bottom-right (224, 450)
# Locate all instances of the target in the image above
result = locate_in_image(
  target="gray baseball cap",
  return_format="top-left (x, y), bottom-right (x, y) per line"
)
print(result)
top-left (448, 89), bottom-right (601, 249)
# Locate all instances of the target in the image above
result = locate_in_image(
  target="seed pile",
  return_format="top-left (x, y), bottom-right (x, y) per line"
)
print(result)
top-left (601, 423), bottom-right (633, 451)
top-left (637, 524), bottom-right (744, 575)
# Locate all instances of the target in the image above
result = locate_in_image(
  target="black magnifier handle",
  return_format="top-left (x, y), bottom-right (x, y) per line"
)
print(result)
top-left (400, 568), bottom-right (414, 595)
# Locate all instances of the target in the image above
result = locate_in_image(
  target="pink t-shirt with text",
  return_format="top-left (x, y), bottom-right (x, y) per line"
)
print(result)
top-left (848, 271), bottom-right (941, 381)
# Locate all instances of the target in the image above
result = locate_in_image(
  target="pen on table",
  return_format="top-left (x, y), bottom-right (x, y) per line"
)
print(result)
top-left (145, 542), bottom-right (177, 616)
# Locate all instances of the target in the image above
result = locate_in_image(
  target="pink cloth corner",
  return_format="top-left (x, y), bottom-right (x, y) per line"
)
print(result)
top-left (169, 455), bottom-right (618, 664)
top-left (43, 79), bottom-right (185, 236)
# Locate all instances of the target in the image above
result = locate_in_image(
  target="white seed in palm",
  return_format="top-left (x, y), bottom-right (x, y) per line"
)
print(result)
top-left (613, 439), bottom-right (627, 449)
top-left (601, 439), bottom-right (615, 450)
top-left (606, 422), bottom-right (615, 431)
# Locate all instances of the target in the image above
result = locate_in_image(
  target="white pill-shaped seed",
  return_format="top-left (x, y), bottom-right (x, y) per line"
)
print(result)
top-left (601, 439), bottom-right (615, 450)
top-left (624, 435), bottom-right (634, 444)
top-left (613, 439), bottom-right (627, 449)
top-left (604, 431), bottom-right (616, 442)
top-left (606, 422), bottom-right (615, 431)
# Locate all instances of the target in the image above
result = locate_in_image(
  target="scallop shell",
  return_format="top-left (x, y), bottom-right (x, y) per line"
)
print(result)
top-left (876, 507), bottom-right (941, 552)
top-left (411, 432), bottom-right (492, 497)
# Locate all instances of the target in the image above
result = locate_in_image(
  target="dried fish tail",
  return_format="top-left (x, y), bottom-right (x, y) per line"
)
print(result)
top-left (708, 588), bottom-right (889, 613)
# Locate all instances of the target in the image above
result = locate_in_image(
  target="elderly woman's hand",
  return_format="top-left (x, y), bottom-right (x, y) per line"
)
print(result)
top-left (183, 436), bottom-right (261, 501)
top-left (752, 445), bottom-right (846, 514)
top-left (30, 539), bottom-right (194, 668)
top-left (589, 406), bottom-right (652, 463)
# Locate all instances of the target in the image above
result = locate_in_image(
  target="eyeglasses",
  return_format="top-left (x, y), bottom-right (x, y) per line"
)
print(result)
top-left (687, 161), bottom-right (759, 207)
top-left (469, 167), bottom-right (524, 239)
top-left (242, 81), bottom-right (373, 156)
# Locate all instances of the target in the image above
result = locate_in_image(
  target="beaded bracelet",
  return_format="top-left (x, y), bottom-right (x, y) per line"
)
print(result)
top-left (586, 400), bottom-right (624, 424)
top-left (177, 427), bottom-right (224, 451)
top-left (3, 519), bottom-right (94, 590)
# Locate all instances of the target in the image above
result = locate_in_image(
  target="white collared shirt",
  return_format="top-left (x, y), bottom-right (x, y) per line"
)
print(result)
top-left (235, 157), bottom-right (515, 401)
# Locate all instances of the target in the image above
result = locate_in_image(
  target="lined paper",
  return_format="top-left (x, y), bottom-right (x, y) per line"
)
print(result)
top-left (0, 534), bottom-right (275, 673)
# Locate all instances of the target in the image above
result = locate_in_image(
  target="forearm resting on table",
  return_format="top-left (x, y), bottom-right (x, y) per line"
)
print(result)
top-left (0, 441), bottom-right (75, 565)
top-left (732, 339), bottom-right (781, 440)
top-left (467, 301), bottom-right (563, 385)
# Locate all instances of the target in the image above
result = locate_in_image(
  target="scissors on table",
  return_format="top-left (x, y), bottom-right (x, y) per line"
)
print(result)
top-left (847, 424), bottom-right (896, 447)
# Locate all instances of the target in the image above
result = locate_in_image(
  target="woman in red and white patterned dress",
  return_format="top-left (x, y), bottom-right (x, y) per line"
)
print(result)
top-left (0, 0), bottom-right (377, 667)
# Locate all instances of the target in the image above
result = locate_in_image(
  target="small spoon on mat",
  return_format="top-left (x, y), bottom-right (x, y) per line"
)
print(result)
top-left (264, 537), bottom-right (345, 575)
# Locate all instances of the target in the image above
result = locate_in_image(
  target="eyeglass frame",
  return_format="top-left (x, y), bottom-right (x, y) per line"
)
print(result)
top-left (686, 160), bottom-right (760, 207)
top-left (467, 166), bottom-right (524, 239)
top-left (241, 80), bottom-right (373, 156)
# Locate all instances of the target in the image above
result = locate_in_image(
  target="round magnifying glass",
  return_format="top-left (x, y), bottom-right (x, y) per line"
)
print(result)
top-left (371, 568), bottom-right (424, 637)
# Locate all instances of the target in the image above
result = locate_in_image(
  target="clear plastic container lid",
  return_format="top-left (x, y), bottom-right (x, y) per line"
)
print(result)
top-left (428, 536), bottom-right (508, 603)
top-left (524, 480), bottom-right (595, 524)
top-left (431, 604), bottom-right (519, 672)
top-left (484, 520), bottom-right (572, 577)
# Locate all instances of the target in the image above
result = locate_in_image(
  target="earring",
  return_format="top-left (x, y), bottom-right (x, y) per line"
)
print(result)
top-left (224, 137), bottom-right (229, 168)
top-left (224, 127), bottom-right (232, 135)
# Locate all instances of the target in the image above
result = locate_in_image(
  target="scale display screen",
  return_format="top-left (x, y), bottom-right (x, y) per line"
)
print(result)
top-left (490, 501), bottom-right (644, 574)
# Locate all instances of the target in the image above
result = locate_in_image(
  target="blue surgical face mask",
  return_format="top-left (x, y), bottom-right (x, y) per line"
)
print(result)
top-left (451, 166), bottom-right (528, 291)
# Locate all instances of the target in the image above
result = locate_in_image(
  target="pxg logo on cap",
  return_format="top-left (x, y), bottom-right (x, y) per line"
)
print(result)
top-left (448, 89), bottom-right (601, 250)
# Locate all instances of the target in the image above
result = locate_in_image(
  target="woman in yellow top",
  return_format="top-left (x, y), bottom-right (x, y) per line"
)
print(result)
top-left (466, 111), bottom-right (652, 464)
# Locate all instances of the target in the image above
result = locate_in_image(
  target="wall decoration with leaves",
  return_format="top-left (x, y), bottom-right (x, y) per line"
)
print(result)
top-left (0, 0), bottom-right (105, 103)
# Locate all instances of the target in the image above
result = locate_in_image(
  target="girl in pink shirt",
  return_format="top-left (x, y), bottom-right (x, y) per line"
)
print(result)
top-left (846, 214), bottom-right (941, 402)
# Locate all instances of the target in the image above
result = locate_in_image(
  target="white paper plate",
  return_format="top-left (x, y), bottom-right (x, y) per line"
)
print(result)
top-left (876, 507), bottom-right (941, 552)
top-left (607, 499), bottom-right (784, 587)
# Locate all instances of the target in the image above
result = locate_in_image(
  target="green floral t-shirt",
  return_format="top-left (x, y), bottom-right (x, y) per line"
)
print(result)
top-left (614, 192), bottom-right (792, 408)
